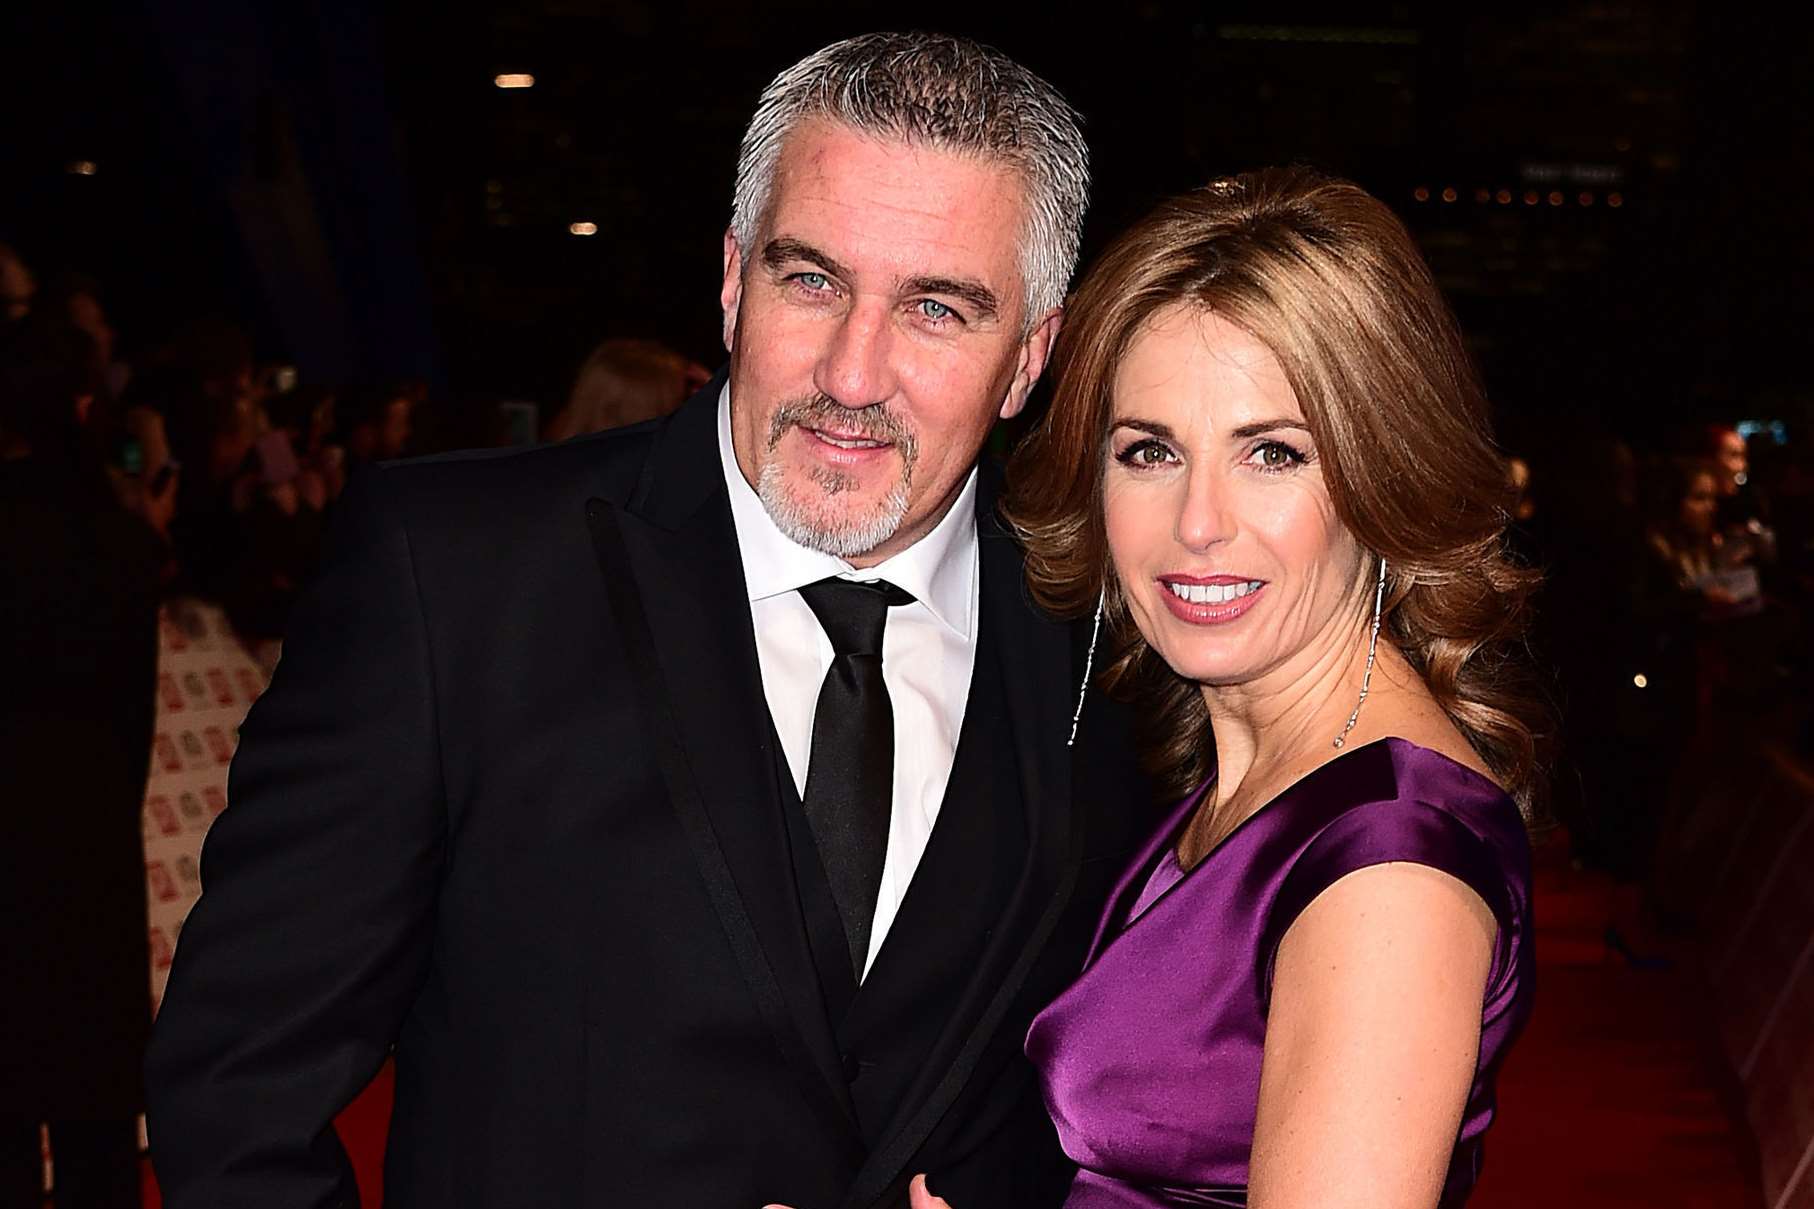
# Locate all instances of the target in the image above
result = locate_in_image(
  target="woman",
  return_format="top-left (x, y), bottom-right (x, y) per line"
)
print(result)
top-left (996, 169), bottom-right (1542, 1208)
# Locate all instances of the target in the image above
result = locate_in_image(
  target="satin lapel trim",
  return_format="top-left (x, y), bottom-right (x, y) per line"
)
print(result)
top-left (841, 506), bottom-right (1080, 1209)
top-left (586, 495), bottom-right (860, 1144)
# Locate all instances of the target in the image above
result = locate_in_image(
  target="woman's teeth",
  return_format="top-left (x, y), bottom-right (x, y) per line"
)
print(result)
top-left (1164, 580), bottom-right (1262, 605)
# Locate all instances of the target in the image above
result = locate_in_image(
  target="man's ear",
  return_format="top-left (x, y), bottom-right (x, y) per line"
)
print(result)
top-left (999, 308), bottom-right (1064, 421)
top-left (720, 229), bottom-right (744, 354)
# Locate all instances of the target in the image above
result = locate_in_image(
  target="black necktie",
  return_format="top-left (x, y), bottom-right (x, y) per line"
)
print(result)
top-left (797, 576), bottom-right (914, 979)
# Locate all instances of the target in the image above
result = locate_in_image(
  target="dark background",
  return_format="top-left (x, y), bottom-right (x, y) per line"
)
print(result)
top-left (3, 0), bottom-right (1808, 453)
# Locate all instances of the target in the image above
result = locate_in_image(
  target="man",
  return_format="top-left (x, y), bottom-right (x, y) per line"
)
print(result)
top-left (3, 316), bottom-right (170, 1209)
top-left (147, 32), bottom-right (1152, 1209)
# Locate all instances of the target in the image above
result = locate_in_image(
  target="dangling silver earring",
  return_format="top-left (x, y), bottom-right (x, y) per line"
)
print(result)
top-left (1067, 586), bottom-right (1107, 748)
top-left (1333, 556), bottom-right (1387, 750)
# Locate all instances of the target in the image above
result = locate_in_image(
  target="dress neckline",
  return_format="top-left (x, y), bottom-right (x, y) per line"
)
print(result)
top-left (1119, 736), bottom-right (1509, 932)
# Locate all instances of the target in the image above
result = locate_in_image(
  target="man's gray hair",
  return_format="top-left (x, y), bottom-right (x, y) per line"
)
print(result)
top-left (731, 32), bottom-right (1090, 324)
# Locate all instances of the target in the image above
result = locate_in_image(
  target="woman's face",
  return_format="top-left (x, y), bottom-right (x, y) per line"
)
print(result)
top-left (1679, 470), bottom-right (1718, 535)
top-left (1103, 305), bottom-right (1368, 690)
top-left (1716, 431), bottom-right (1747, 495)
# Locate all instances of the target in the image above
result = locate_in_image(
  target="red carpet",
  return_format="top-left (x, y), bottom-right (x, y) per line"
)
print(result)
top-left (142, 834), bottom-right (1760, 1207)
top-left (1472, 833), bottom-right (1761, 1207)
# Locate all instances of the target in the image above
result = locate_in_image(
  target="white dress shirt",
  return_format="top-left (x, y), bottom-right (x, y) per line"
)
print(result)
top-left (717, 385), bottom-right (979, 979)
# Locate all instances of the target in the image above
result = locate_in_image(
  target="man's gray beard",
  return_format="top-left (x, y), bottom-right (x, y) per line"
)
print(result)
top-left (755, 397), bottom-right (917, 559)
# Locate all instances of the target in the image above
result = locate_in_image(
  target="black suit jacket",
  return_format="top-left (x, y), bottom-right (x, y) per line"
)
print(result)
top-left (146, 377), bottom-right (1156, 1208)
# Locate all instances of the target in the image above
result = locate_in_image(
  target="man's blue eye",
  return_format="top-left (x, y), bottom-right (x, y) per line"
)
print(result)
top-left (799, 272), bottom-right (828, 290)
top-left (920, 300), bottom-right (953, 321)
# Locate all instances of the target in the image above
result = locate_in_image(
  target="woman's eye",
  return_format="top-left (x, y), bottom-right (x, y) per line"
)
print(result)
top-left (1115, 439), bottom-right (1176, 468)
top-left (1252, 440), bottom-right (1306, 472)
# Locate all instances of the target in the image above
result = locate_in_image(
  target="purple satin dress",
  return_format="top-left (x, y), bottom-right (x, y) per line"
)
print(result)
top-left (1026, 738), bottom-right (1533, 1208)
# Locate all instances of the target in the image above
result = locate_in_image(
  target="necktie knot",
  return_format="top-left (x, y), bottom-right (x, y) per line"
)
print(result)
top-left (798, 577), bottom-right (913, 657)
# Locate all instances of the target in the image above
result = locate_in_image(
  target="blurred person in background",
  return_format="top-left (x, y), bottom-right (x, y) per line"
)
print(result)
top-left (1702, 422), bottom-right (1777, 574)
top-left (336, 380), bottom-right (417, 465)
top-left (0, 313), bottom-right (171, 1209)
top-left (1643, 456), bottom-right (1754, 612)
top-left (1503, 454), bottom-right (1542, 568)
top-left (43, 274), bottom-right (131, 403)
top-left (542, 336), bottom-right (710, 441)
top-left (0, 243), bottom-right (35, 323)
top-left (267, 383), bottom-right (344, 507)
top-left (153, 330), bottom-right (327, 648)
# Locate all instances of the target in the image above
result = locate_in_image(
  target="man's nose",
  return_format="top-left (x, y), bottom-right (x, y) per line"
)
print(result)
top-left (1176, 466), bottom-right (1236, 552)
top-left (814, 299), bottom-right (898, 409)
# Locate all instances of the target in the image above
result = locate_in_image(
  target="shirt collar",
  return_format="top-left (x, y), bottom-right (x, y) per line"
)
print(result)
top-left (717, 383), bottom-right (977, 641)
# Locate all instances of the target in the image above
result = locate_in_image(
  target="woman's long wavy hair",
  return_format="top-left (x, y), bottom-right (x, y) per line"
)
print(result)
top-left (1006, 167), bottom-right (1549, 815)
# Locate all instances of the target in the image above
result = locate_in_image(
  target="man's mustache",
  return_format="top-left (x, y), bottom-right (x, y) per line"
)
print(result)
top-left (767, 395), bottom-right (919, 468)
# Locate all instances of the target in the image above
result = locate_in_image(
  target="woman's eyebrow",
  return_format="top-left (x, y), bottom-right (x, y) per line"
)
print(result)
top-left (1229, 418), bottom-right (1310, 439)
top-left (1111, 418), bottom-right (1177, 440)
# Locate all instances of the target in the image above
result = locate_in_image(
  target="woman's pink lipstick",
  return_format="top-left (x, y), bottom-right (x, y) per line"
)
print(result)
top-left (1156, 573), bottom-right (1266, 625)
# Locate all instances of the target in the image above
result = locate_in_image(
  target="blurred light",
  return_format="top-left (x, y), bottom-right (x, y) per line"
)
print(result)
top-left (1440, 187), bottom-right (1457, 203)
top-left (1548, 191), bottom-right (1564, 206)
top-left (569, 221), bottom-right (598, 236)
top-left (1495, 189), bottom-right (1512, 205)
top-left (494, 73), bottom-right (535, 89)
top-left (485, 179), bottom-right (503, 194)
top-left (1523, 190), bottom-right (1540, 206)
top-left (1474, 187), bottom-right (1491, 204)
top-left (1633, 673), bottom-right (1648, 689)
top-left (1579, 192), bottom-right (1595, 206)
top-left (1607, 192), bottom-right (1624, 208)
top-left (1412, 186), bottom-right (1430, 202)
top-left (67, 160), bottom-right (97, 176)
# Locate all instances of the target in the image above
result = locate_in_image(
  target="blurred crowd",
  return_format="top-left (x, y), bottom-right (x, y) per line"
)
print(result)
top-left (1511, 416), bottom-right (1812, 886)
top-left (1, 240), bottom-right (707, 663)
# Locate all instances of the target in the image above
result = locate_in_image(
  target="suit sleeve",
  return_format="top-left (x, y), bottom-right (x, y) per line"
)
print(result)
top-left (146, 468), bottom-right (446, 1207)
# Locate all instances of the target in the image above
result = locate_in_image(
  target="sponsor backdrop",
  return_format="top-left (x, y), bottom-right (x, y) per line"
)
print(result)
top-left (142, 598), bottom-right (268, 1013)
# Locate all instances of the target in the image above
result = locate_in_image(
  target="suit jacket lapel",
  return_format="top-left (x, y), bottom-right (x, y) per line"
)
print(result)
top-left (842, 475), bottom-right (1081, 1209)
top-left (585, 380), bottom-right (860, 1144)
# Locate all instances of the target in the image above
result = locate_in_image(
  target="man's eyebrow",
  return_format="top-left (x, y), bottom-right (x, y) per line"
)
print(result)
top-left (761, 238), bottom-right (850, 282)
top-left (901, 275), bottom-right (1000, 320)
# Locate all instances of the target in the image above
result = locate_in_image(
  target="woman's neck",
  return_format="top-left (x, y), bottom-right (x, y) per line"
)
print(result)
top-left (1180, 608), bottom-right (1410, 864)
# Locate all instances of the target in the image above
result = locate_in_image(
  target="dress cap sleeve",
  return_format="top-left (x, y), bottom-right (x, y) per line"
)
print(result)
top-left (1260, 797), bottom-right (1518, 1010)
